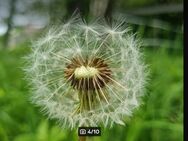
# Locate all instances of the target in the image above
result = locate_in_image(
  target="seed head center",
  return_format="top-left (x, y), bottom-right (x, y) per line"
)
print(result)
top-left (64, 57), bottom-right (112, 91)
top-left (74, 66), bottom-right (98, 78)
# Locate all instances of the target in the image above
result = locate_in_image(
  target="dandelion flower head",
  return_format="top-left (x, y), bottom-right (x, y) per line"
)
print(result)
top-left (25, 16), bottom-right (147, 129)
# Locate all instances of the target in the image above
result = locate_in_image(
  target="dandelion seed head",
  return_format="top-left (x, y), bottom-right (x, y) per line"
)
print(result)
top-left (24, 16), bottom-right (148, 129)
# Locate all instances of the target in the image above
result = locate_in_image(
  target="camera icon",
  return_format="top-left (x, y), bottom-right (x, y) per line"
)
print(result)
top-left (79, 129), bottom-right (86, 135)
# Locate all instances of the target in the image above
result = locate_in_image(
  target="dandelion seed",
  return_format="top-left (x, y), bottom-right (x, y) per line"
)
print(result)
top-left (24, 16), bottom-right (148, 129)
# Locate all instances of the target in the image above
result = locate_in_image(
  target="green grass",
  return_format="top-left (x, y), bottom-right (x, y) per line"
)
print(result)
top-left (0, 42), bottom-right (183, 141)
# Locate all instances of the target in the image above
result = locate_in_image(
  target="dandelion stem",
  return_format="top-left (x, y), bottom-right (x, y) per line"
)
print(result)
top-left (79, 136), bottom-right (87, 141)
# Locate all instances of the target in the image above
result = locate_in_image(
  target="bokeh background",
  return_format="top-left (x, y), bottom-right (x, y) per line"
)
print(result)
top-left (0, 0), bottom-right (183, 141)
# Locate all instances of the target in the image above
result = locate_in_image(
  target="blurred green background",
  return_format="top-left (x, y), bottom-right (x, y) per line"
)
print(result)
top-left (0, 0), bottom-right (183, 141)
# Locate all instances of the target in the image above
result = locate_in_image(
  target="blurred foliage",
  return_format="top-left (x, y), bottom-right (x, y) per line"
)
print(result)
top-left (117, 0), bottom-right (182, 8)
